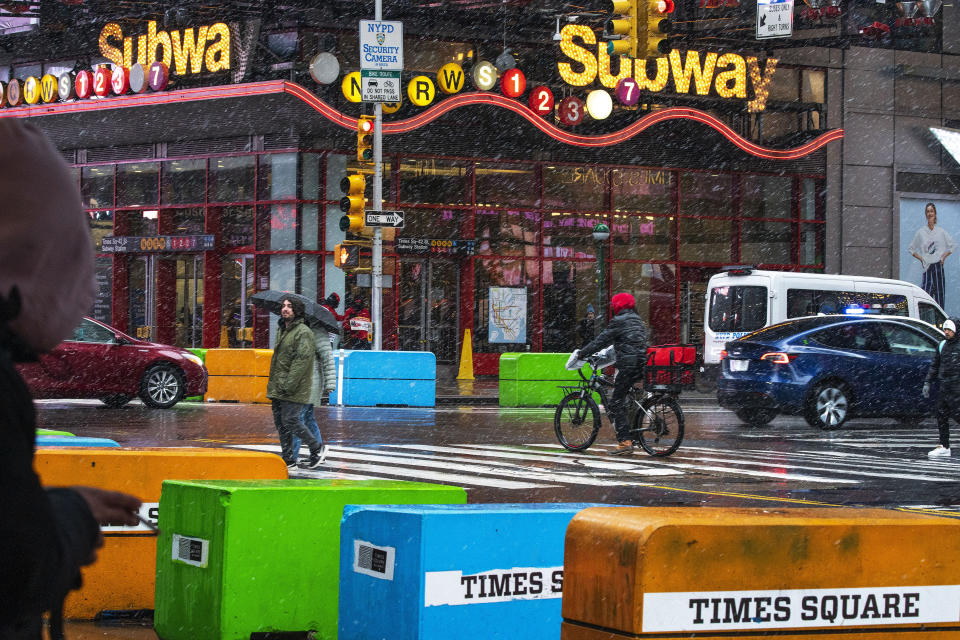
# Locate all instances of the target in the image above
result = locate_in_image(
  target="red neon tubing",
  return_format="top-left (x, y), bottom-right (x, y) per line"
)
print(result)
top-left (0, 80), bottom-right (842, 160)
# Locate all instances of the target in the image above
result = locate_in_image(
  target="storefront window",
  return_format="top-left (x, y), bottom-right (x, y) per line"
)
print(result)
top-left (257, 203), bottom-right (297, 250)
top-left (742, 175), bottom-right (791, 219)
top-left (678, 218), bottom-right (733, 263)
top-left (397, 208), bottom-right (463, 241)
top-left (611, 215), bottom-right (672, 261)
top-left (543, 165), bottom-right (606, 210)
top-left (801, 178), bottom-right (822, 220)
top-left (217, 206), bottom-right (254, 248)
top-left (542, 261), bottom-right (596, 352)
top-left (122, 209), bottom-right (159, 237)
top-left (475, 162), bottom-right (537, 208)
top-left (87, 210), bottom-right (113, 251)
top-left (301, 204), bottom-right (319, 251)
top-left (161, 159), bottom-right (205, 205)
top-left (612, 168), bottom-right (673, 213)
top-left (542, 212), bottom-right (599, 260)
top-left (116, 162), bottom-right (159, 207)
top-left (301, 153), bottom-right (321, 201)
top-left (679, 172), bottom-right (733, 217)
top-left (741, 220), bottom-right (793, 265)
top-left (475, 209), bottom-right (539, 256)
top-left (170, 208), bottom-right (205, 235)
top-left (258, 153), bottom-right (298, 200)
top-left (398, 158), bottom-right (469, 205)
top-left (801, 223), bottom-right (823, 265)
top-left (611, 262), bottom-right (676, 345)
top-left (473, 257), bottom-right (538, 352)
top-left (82, 165), bottom-right (114, 208)
top-left (210, 155), bottom-right (255, 203)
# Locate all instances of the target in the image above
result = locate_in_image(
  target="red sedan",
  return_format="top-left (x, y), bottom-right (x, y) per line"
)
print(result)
top-left (17, 317), bottom-right (208, 408)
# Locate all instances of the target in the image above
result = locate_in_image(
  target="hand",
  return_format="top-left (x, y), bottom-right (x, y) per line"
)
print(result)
top-left (571, 349), bottom-right (580, 360)
top-left (71, 486), bottom-right (142, 565)
top-left (922, 382), bottom-right (930, 399)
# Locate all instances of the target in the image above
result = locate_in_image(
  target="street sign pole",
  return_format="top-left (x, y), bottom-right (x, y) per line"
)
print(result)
top-left (372, 0), bottom-right (384, 350)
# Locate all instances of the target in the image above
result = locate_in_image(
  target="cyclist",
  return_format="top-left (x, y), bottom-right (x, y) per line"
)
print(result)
top-left (574, 292), bottom-right (648, 455)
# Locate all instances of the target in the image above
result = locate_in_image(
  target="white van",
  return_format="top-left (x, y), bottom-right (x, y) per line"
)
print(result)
top-left (703, 267), bottom-right (947, 367)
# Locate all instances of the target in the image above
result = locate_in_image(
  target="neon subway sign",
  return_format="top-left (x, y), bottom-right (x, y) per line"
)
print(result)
top-left (557, 24), bottom-right (777, 112)
top-left (99, 20), bottom-right (231, 75)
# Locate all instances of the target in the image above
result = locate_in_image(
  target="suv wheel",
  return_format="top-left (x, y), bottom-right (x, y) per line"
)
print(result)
top-left (805, 381), bottom-right (850, 430)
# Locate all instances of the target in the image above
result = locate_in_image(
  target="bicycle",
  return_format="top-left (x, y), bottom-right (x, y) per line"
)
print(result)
top-left (554, 349), bottom-right (685, 457)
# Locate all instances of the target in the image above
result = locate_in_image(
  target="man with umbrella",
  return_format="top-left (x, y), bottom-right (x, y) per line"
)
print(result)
top-left (266, 297), bottom-right (324, 469)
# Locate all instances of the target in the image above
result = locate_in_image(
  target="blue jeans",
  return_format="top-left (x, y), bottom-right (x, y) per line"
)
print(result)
top-left (291, 404), bottom-right (323, 456)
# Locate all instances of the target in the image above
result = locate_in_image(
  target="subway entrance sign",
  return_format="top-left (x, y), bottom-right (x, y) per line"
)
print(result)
top-left (364, 210), bottom-right (404, 228)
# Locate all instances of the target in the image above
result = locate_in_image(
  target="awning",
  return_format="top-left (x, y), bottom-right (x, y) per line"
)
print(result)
top-left (930, 126), bottom-right (960, 166)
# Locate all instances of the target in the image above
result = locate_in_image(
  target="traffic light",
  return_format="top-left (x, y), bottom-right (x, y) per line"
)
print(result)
top-left (333, 243), bottom-right (360, 269)
top-left (603, 0), bottom-right (638, 58)
top-left (339, 173), bottom-right (366, 233)
top-left (643, 0), bottom-right (674, 57)
top-left (357, 115), bottom-right (374, 163)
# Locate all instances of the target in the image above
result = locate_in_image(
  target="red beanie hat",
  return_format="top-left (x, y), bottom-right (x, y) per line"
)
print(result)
top-left (610, 292), bottom-right (636, 315)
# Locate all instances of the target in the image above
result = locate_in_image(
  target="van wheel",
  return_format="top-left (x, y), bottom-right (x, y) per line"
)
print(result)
top-left (735, 408), bottom-right (778, 426)
top-left (805, 381), bottom-right (850, 430)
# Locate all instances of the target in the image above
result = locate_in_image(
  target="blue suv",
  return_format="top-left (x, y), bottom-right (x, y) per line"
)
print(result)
top-left (717, 315), bottom-right (943, 429)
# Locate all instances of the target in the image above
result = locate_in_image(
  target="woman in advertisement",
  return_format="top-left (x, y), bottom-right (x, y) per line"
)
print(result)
top-left (908, 202), bottom-right (956, 309)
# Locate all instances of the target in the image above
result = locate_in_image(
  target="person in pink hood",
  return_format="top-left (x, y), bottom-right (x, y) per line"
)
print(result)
top-left (575, 292), bottom-right (648, 455)
top-left (0, 119), bottom-right (142, 639)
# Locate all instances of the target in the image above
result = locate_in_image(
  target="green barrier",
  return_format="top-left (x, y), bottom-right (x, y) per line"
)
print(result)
top-left (154, 479), bottom-right (467, 640)
top-left (499, 352), bottom-right (594, 407)
top-left (184, 348), bottom-right (207, 402)
top-left (36, 428), bottom-right (75, 436)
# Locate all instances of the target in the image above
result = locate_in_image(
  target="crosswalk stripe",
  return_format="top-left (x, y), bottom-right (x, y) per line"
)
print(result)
top-left (676, 446), bottom-right (953, 482)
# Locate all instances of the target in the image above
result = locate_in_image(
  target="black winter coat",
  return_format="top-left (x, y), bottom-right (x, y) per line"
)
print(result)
top-left (580, 309), bottom-right (648, 369)
top-left (0, 328), bottom-right (100, 638)
top-left (926, 335), bottom-right (960, 388)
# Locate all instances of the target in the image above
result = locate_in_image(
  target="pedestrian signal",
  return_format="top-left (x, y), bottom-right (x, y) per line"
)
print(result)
top-left (333, 243), bottom-right (360, 269)
top-left (339, 173), bottom-right (366, 233)
top-left (357, 115), bottom-right (374, 163)
top-left (604, 0), bottom-right (638, 58)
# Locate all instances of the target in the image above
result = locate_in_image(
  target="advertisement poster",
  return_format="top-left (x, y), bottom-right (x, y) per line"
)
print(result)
top-left (488, 287), bottom-right (526, 344)
top-left (899, 198), bottom-right (960, 317)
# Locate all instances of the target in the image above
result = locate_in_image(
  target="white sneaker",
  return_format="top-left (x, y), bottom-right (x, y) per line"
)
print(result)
top-left (319, 445), bottom-right (329, 464)
top-left (928, 445), bottom-right (952, 458)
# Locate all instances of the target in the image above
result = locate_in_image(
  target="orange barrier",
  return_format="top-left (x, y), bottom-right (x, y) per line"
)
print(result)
top-left (35, 447), bottom-right (287, 619)
top-left (561, 507), bottom-right (960, 639)
top-left (203, 348), bottom-right (273, 403)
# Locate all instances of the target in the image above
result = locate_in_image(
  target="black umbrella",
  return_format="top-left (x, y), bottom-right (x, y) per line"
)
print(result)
top-left (250, 290), bottom-right (339, 332)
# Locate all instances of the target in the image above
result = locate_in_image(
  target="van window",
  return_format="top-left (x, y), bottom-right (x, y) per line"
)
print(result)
top-left (919, 302), bottom-right (946, 327)
top-left (709, 286), bottom-right (767, 332)
top-left (786, 289), bottom-right (907, 317)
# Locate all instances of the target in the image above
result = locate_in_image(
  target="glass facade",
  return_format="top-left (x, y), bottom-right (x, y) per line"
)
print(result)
top-left (81, 150), bottom-right (824, 368)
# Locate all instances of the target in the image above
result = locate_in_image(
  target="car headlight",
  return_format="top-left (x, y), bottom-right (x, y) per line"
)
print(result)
top-left (183, 353), bottom-right (203, 367)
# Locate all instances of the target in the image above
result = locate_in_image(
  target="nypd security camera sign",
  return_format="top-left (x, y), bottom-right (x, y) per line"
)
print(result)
top-left (359, 20), bottom-right (403, 72)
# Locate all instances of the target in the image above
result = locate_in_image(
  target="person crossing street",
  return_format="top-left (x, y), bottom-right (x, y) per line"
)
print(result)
top-left (924, 317), bottom-right (960, 457)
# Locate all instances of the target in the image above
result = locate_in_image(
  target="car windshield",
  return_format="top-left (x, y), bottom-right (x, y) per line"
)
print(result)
top-left (709, 285), bottom-right (767, 332)
top-left (742, 317), bottom-right (835, 342)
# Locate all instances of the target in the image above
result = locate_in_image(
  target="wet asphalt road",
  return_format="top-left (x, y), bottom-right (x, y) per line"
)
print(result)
top-left (36, 397), bottom-right (960, 512)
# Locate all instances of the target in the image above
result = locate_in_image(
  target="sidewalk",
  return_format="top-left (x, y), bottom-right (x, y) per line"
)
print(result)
top-left (435, 376), bottom-right (717, 406)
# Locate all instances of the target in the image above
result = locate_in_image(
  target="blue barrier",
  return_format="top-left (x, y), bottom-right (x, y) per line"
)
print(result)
top-left (35, 435), bottom-right (120, 448)
top-left (332, 350), bottom-right (436, 407)
top-left (338, 503), bottom-right (605, 640)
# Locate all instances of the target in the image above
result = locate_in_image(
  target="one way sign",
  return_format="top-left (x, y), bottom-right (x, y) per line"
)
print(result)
top-left (364, 210), bottom-right (405, 228)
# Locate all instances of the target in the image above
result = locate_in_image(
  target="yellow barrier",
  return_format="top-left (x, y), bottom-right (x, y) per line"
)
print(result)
top-left (204, 374), bottom-right (269, 403)
top-left (562, 507), bottom-right (960, 639)
top-left (35, 447), bottom-right (287, 619)
top-left (204, 348), bottom-right (273, 377)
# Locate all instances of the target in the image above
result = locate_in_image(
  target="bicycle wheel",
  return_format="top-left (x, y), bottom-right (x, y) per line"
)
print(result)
top-left (634, 395), bottom-right (684, 457)
top-left (554, 391), bottom-right (601, 451)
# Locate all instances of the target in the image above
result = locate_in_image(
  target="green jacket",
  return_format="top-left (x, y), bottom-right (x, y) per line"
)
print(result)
top-left (266, 317), bottom-right (315, 404)
top-left (309, 328), bottom-right (337, 406)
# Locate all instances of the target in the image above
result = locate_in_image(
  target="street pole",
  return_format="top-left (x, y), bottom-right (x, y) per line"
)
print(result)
top-left (371, 0), bottom-right (383, 350)
top-left (592, 223), bottom-right (610, 334)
